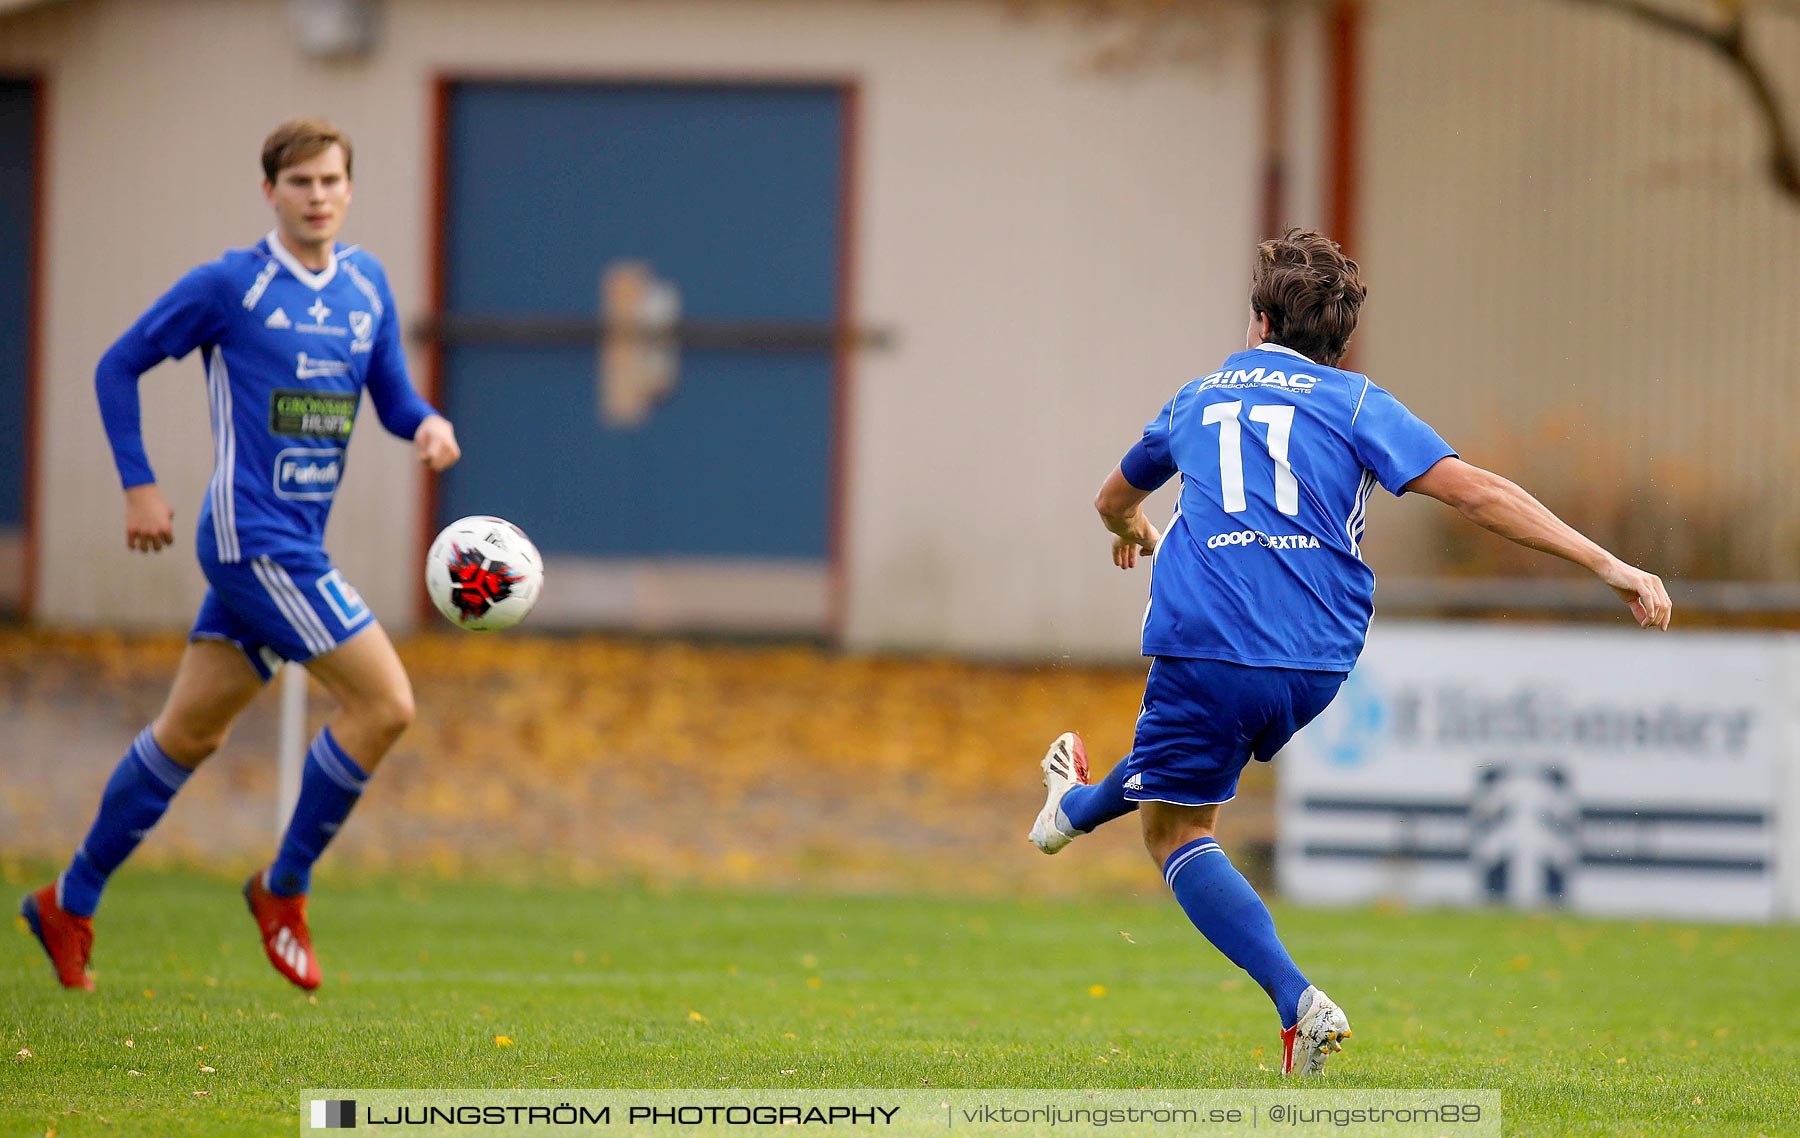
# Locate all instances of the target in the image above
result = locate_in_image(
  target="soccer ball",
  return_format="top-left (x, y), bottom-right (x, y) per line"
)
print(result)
top-left (425, 515), bottom-right (544, 631)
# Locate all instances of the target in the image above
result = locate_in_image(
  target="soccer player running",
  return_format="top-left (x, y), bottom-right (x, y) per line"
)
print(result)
top-left (21, 119), bottom-right (460, 992)
top-left (1029, 229), bottom-right (1672, 1075)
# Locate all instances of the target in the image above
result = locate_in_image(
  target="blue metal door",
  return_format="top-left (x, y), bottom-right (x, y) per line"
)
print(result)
top-left (435, 81), bottom-right (846, 632)
top-left (0, 79), bottom-right (36, 615)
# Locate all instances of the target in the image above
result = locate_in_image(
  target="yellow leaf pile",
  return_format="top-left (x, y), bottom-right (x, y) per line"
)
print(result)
top-left (1, 629), bottom-right (1276, 892)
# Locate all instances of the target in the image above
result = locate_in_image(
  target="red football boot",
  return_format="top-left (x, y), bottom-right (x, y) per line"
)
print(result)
top-left (243, 871), bottom-right (322, 990)
top-left (20, 882), bottom-right (95, 991)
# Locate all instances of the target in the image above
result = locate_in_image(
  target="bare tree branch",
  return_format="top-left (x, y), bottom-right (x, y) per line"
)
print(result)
top-left (1567, 0), bottom-right (1800, 200)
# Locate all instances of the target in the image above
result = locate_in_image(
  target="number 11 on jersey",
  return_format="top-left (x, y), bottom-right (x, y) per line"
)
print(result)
top-left (1202, 400), bottom-right (1299, 516)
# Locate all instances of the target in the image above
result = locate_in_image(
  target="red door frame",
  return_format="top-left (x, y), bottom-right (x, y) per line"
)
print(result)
top-left (6, 72), bottom-right (49, 619)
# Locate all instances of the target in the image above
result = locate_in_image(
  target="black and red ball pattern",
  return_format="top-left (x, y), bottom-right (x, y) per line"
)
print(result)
top-left (444, 545), bottom-right (525, 622)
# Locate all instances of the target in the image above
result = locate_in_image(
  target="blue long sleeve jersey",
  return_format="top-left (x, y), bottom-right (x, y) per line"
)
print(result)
top-left (1120, 342), bottom-right (1455, 672)
top-left (96, 233), bottom-right (438, 562)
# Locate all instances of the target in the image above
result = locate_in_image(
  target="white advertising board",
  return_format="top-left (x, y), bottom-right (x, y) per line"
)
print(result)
top-left (1277, 625), bottom-right (1800, 922)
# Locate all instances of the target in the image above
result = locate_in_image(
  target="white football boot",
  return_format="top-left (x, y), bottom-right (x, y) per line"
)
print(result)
top-left (1028, 732), bottom-right (1089, 854)
top-left (1281, 986), bottom-right (1351, 1076)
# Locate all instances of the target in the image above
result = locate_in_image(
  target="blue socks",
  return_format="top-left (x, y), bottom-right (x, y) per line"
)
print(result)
top-left (60, 728), bottom-right (192, 917)
top-left (268, 728), bottom-right (369, 897)
top-left (1163, 837), bottom-right (1311, 1028)
top-left (58, 724), bottom-right (374, 911)
top-left (1058, 759), bottom-right (1139, 834)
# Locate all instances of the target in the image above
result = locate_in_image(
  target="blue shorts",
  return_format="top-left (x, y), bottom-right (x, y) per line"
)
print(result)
top-left (1122, 656), bottom-right (1347, 807)
top-left (190, 544), bottom-right (376, 681)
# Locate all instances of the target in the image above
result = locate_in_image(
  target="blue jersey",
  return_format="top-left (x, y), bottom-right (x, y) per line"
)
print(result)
top-left (1121, 342), bottom-right (1454, 671)
top-left (97, 232), bottom-right (436, 561)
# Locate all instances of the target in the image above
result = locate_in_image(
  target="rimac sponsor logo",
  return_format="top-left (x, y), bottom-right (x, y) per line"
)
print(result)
top-left (1207, 529), bottom-right (1322, 551)
top-left (274, 447), bottom-right (344, 501)
top-left (264, 307), bottom-right (292, 329)
top-left (309, 1098), bottom-right (355, 1129)
top-left (296, 353), bottom-right (352, 380)
top-left (1198, 366), bottom-right (1319, 393)
top-left (270, 388), bottom-right (355, 441)
top-left (349, 310), bottom-right (373, 353)
top-left (297, 297), bottom-right (348, 337)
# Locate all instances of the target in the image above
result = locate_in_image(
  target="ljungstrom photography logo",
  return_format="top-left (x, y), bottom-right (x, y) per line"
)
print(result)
top-left (311, 1099), bottom-right (356, 1129)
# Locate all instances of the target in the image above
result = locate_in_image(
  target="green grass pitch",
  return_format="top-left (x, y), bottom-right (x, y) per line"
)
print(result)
top-left (5, 866), bottom-right (1797, 1137)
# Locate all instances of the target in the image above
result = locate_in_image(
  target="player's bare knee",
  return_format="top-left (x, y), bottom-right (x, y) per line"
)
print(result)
top-left (357, 686), bottom-right (414, 744)
top-left (386, 688), bottom-right (416, 736)
top-left (151, 718), bottom-right (229, 765)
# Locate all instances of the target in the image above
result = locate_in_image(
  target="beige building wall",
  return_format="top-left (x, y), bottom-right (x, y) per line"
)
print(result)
top-left (1352, 0), bottom-right (1800, 585)
top-left (1, 0), bottom-right (1267, 659)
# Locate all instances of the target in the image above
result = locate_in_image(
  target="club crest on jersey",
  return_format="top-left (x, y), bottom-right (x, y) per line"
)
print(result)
top-left (444, 545), bottom-right (524, 622)
top-left (349, 311), bottom-right (373, 353)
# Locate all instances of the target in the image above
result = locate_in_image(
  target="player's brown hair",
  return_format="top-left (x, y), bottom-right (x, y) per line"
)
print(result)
top-left (1250, 228), bottom-right (1366, 367)
top-left (260, 117), bottom-right (353, 183)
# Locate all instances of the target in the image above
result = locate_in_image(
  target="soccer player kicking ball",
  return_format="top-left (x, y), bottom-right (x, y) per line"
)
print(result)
top-left (1029, 229), bottom-right (1672, 1076)
top-left (22, 119), bottom-right (460, 992)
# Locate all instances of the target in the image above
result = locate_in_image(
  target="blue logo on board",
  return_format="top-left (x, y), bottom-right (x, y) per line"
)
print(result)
top-left (1314, 669), bottom-right (1387, 767)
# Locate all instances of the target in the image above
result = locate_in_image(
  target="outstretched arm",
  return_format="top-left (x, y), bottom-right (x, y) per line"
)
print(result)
top-left (1404, 456), bottom-right (1672, 629)
top-left (1095, 465), bottom-right (1162, 570)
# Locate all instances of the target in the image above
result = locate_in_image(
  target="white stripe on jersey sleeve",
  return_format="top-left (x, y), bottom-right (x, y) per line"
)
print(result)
top-left (340, 260), bottom-right (384, 318)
